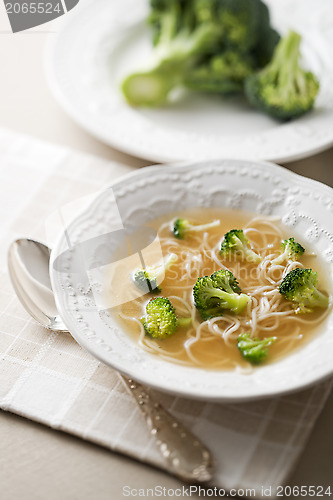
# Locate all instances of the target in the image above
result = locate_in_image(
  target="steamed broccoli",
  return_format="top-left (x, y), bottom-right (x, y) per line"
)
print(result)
top-left (132, 253), bottom-right (177, 293)
top-left (142, 297), bottom-right (178, 338)
top-left (279, 268), bottom-right (329, 313)
top-left (193, 0), bottom-right (217, 24)
top-left (184, 51), bottom-right (256, 94)
top-left (193, 269), bottom-right (250, 320)
top-left (237, 333), bottom-right (276, 364)
top-left (220, 229), bottom-right (262, 264)
top-left (217, 0), bottom-right (267, 52)
top-left (122, 0), bottom-right (279, 107)
top-left (271, 237), bottom-right (305, 265)
top-left (141, 296), bottom-right (191, 339)
top-left (245, 30), bottom-right (319, 121)
top-left (122, 0), bottom-right (224, 107)
top-left (185, 0), bottom-right (279, 95)
top-left (173, 218), bottom-right (220, 239)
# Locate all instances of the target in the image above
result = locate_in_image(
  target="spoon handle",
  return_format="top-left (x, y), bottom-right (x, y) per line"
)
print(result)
top-left (121, 375), bottom-right (215, 482)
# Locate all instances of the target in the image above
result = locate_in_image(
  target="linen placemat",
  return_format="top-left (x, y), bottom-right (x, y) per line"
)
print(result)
top-left (0, 128), bottom-right (332, 498)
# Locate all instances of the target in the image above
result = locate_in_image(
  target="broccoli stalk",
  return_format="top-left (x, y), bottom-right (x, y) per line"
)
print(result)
top-left (173, 218), bottom-right (220, 239)
top-left (132, 253), bottom-right (178, 294)
top-left (271, 237), bottom-right (305, 266)
top-left (121, 2), bottom-right (221, 107)
top-left (279, 268), bottom-right (329, 313)
top-left (244, 30), bottom-right (319, 121)
top-left (237, 333), bottom-right (276, 364)
top-left (220, 229), bottom-right (262, 264)
top-left (178, 317), bottom-right (192, 328)
top-left (141, 296), bottom-right (190, 339)
top-left (193, 269), bottom-right (250, 320)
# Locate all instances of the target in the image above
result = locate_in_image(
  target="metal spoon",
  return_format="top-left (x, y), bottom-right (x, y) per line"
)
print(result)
top-left (8, 238), bottom-right (215, 482)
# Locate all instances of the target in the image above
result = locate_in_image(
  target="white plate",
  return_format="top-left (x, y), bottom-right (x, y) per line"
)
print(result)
top-left (50, 159), bottom-right (333, 402)
top-left (45, 0), bottom-right (333, 163)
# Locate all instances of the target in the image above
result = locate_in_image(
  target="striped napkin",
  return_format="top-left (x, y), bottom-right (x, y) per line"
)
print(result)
top-left (0, 128), bottom-right (331, 498)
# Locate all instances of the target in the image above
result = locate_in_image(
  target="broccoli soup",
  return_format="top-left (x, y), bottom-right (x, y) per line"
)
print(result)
top-left (108, 209), bottom-right (331, 371)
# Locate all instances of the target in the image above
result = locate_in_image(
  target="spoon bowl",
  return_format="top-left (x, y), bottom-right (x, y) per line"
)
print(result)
top-left (8, 239), bottom-right (67, 331)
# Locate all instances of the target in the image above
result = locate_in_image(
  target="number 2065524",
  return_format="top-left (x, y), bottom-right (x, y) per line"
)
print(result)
top-left (277, 486), bottom-right (332, 497)
top-left (5, 3), bottom-right (62, 14)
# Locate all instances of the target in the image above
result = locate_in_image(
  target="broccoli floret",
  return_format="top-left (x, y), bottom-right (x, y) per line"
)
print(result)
top-left (193, 0), bottom-right (272, 53)
top-left (184, 0), bottom-right (279, 96)
top-left (142, 297), bottom-right (178, 339)
top-left (132, 253), bottom-right (177, 293)
top-left (245, 30), bottom-right (320, 121)
top-left (279, 268), bottom-right (329, 313)
top-left (220, 229), bottom-right (262, 264)
top-left (193, 0), bottom-right (217, 24)
top-left (271, 237), bottom-right (305, 265)
top-left (217, 0), bottom-right (265, 52)
top-left (133, 270), bottom-right (160, 294)
top-left (193, 269), bottom-right (250, 320)
top-left (141, 296), bottom-right (191, 339)
top-left (237, 332), bottom-right (276, 364)
top-left (184, 51), bottom-right (255, 94)
top-left (121, 0), bottom-right (223, 107)
top-left (211, 269), bottom-right (242, 294)
top-left (173, 218), bottom-right (220, 239)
